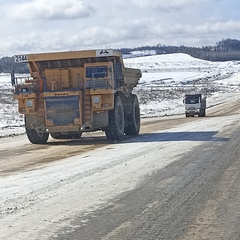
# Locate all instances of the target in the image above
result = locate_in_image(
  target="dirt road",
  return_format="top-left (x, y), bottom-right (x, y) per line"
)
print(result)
top-left (0, 113), bottom-right (197, 177)
top-left (1, 97), bottom-right (240, 240)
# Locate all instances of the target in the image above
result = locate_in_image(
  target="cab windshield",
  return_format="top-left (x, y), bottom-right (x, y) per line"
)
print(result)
top-left (86, 66), bottom-right (108, 78)
top-left (185, 98), bottom-right (199, 104)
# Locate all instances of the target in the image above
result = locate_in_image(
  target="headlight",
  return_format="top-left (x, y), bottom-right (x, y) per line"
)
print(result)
top-left (26, 99), bottom-right (34, 107)
top-left (92, 95), bottom-right (100, 104)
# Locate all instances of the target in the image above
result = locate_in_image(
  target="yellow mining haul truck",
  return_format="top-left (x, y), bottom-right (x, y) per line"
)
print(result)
top-left (12, 49), bottom-right (142, 144)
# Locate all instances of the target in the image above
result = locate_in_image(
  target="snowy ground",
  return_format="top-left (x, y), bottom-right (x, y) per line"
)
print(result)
top-left (0, 73), bottom-right (25, 137)
top-left (1, 53), bottom-right (240, 138)
top-left (125, 53), bottom-right (240, 117)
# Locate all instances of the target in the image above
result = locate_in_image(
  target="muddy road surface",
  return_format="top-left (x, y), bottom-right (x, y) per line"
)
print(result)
top-left (1, 97), bottom-right (240, 240)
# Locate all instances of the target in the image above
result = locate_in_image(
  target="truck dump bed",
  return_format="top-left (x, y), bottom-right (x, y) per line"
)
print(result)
top-left (15, 49), bottom-right (141, 92)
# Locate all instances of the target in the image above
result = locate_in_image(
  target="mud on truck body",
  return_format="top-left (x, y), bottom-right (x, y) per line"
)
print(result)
top-left (184, 93), bottom-right (206, 117)
top-left (13, 49), bottom-right (142, 144)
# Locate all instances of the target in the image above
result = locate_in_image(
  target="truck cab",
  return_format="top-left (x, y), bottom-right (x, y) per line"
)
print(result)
top-left (184, 94), bottom-right (206, 117)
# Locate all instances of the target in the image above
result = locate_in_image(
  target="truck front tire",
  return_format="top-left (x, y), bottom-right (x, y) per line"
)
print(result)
top-left (26, 129), bottom-right (49, 144)
top-left (105, 96), bottom-right (125, 140)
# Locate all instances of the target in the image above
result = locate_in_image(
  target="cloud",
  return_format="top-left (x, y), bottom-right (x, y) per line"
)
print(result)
top-left (0, 0), bottom-right (239, 57)
top-left (129, 0), bottom-right (210, 10)
top-left (3, 17), bottom-right (240, 57)
top-left (9, 0), bottom-right (94, 21)
top-left (195, 21), bottom-right (240, 34)
top-left (0, 36), bottom-right (33, 56)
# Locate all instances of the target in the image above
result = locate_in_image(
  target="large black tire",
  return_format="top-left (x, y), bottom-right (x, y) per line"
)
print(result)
top-left (105, 95), bottom-right (125, 140)
top-left (124, 95), bottom-right (140, 136)
top-left (26, 129), bottom-right (49, 144)
top-left (50, 132), bottom-right (82, 139)
top-left (199, 109), bottom-right (206, 117)
top-left (202, 109), bottom-right (206, 117)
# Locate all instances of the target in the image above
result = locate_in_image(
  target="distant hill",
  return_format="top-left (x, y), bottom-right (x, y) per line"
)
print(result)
top-left (0, 56), bottom-right (28, 74)
top-left (118, 38), bottom-right (240, 61)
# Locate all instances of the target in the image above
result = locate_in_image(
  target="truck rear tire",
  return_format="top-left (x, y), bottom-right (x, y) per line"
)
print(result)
top-left (125, 94), bottom-right (140, 135)
top-left (203, 109), bottom-right (206, 117)
top-left (105, 96), bottom-right (125, 140)
top-left (26, 129), bottom-right (49, 144)
top-left (199, 109), bottom-right (206, 117)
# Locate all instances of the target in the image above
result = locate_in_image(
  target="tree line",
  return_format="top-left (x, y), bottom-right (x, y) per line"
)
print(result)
top-left (1, 38), bottom-right (240, 74)
top-left (119, 38), bottom-right (240, 61)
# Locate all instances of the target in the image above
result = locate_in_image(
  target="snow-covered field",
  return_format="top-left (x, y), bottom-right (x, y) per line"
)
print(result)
top-left (0, 74), bottom-right (25, 137)
top-left (1, 53), bottom-right (240, 138)
top-left (125, 53), bottom-right (240, 117)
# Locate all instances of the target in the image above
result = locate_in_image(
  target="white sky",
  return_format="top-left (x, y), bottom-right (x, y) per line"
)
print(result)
top-left (0, 0), bottom-right (240, 57)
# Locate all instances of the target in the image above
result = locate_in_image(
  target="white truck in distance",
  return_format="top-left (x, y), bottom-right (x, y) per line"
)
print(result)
top-left (184, 94), bottom-right (206, 117)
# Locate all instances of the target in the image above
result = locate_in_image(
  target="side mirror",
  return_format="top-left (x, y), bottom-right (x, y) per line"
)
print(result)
top-left (11, 70), bottom-right (15, 86)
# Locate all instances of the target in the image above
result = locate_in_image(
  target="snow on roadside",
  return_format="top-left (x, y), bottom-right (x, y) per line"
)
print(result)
top-left (125, 53), bottom-right (240, 118)
top-left (0, 74), bottom-right (25, 138)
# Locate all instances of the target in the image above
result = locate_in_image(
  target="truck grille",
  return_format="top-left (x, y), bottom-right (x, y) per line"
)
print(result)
top-left (86, 79), bottom-right (108, 89)
top-left (45, 95), bottom-right (80, 126)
